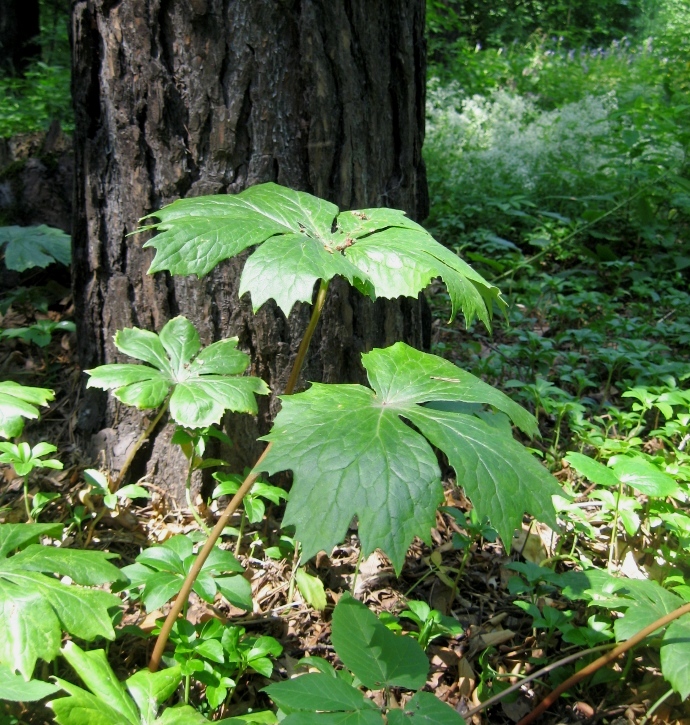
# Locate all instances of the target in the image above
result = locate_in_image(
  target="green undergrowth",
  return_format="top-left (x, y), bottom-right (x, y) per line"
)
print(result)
top-left (423, 3), bottom-right (690, 717)
top-left (0, 0), bottom-right (72, 138)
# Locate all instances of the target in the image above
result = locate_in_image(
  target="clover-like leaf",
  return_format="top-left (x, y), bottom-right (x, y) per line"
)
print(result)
top-left (0, 440), bottom-right (63, 477)
top-left (258, 343), bottom-right (560, 572)
top-left (0, 523), bottom-right (123, 679)
top-left (86, 316), bottom-right (269, 429)
top-left (0, 225), bottom-right (71, 272)
top-left (141, 183), bottom-right (503, 327)
top-left (0, 380), bottom-right (54, 439)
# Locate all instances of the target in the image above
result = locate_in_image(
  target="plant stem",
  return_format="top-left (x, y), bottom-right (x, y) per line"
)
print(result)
top-left (287, 544), bottom-right (302, 604)
top-left (284, 279), bottom-right (330, 394)
top-left (149, 278), bottom-right (331, 673)
top-left (449, 546), bottom-right (472, 603)
top-left (608, 479), bottom-right (624, 572)
top-left (464, 643), bottom-right (616, 719)
top-left (23, 477), bottom-right (32, 523)
top-left (516, 601), bottom-right (690, 725)
top-left (185, 458), bottom-right (212, 535)
top-left (639, 687), bottom-right (675, 725)
top-left (115, 398), bottom-right (170, 489)
top-left (234, 511), bottom-right (246, 557)
top-left (351, 548), bottom-right (364, 596)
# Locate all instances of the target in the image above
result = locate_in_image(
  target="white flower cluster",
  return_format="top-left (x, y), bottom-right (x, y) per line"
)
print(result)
top-left (425, 80), bottom-right (619, 200)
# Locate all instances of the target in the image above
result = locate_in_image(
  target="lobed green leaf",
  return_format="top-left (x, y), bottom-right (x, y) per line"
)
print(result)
top-left (141, 183), bottom-right (502, 327)
top-left (259, 343), bottom-right (559, 571)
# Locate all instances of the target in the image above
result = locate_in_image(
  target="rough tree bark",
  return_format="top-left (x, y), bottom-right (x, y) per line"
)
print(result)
top-left (71, 0), bottom-right (430, 499)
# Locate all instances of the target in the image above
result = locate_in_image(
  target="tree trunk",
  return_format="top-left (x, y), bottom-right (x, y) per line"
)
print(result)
top-left (71, 0), bottom-right (430, 499)
top-left (0, 0), bottom-right (41, 75)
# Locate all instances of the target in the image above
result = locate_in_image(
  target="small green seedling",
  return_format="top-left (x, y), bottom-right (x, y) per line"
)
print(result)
top-left (212, 470), bottom-right (287, 553)
top-left (83, 468), bottom-right (150, 511)
top-left (398, 600), bottom-right (463, 650)
top-left (265, 593), bottom-right (463, 723)
top-left (0, 440), bottom-right (63, 521)
top-left (30, 491), bottom-right (61, 520)
top-left (118, 534), bottom-right (252, 613)
top-left (165, 618), bottom-right (282, 710)
top-left (1, 319), bottom-right (75, 348)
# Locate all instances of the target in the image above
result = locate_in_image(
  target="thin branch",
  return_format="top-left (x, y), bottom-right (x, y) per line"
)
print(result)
top-left (517, 601), bottom-right (690, 724)
top-left (149, 278), bottom-right (330, 672)
top-left (463, 643), bottom-right (616, 719)
top-left (115, 398), bottom-right (170, 489)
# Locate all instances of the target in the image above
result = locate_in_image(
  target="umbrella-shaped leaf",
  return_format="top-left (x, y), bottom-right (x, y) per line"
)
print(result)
top-left (258, 343), bottom-right (560, 571)
top-left (141, 183), bottom-right (502, 327)
top-left (86, 316), bottom-right (269, 429)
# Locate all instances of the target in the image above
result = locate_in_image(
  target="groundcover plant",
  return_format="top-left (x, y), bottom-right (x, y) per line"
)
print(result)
top-left (0, 183), bottom-right (563, 719)
top-left (2, 182), bottom-right (689, 723)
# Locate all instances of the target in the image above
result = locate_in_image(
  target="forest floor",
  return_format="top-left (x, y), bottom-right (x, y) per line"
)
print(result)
top-left (2, 244), bottom-right (689, 724)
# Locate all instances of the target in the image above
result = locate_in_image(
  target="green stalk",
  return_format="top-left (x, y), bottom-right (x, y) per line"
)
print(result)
top-left (608, 479), bottom-right (624, 572)
top-left (185, 458), bottom-right (212, 535)
top-left (115, 398), bottom-right (170, 489)
top-left (149, 279), bottom-right (331, 672)
top-left (287, 544), bottom-right (302, 604)
top-left (23, 477), bottom-right (33, 523)
top-left (351, 548), bottom-right (364, 596)
top-left (234, 510), bottom-right (246, 557)
top-left (639, 687), bottom-right (675, 725)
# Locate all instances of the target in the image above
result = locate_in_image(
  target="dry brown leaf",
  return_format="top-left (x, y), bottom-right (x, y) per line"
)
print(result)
top-left (457, 657), bottom-right (476, 698)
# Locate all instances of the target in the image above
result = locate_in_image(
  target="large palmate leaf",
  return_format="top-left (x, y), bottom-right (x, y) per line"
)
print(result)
top-left (0, 225), bottom-right (71, 272)
top-left (0, 380), bottom-right (54, 439)
top-left (258, 343), bottom-right (560, 572)
top-left (86, 316), bottom-right (269, 429)
top-left (0, 523), bottom-right (123, 680)
top-left (141, 183), bottom-right (503, 326)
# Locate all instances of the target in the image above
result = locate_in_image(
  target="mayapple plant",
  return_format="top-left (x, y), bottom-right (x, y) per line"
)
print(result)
top-left (86, 182), bottom-right (563, 670)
